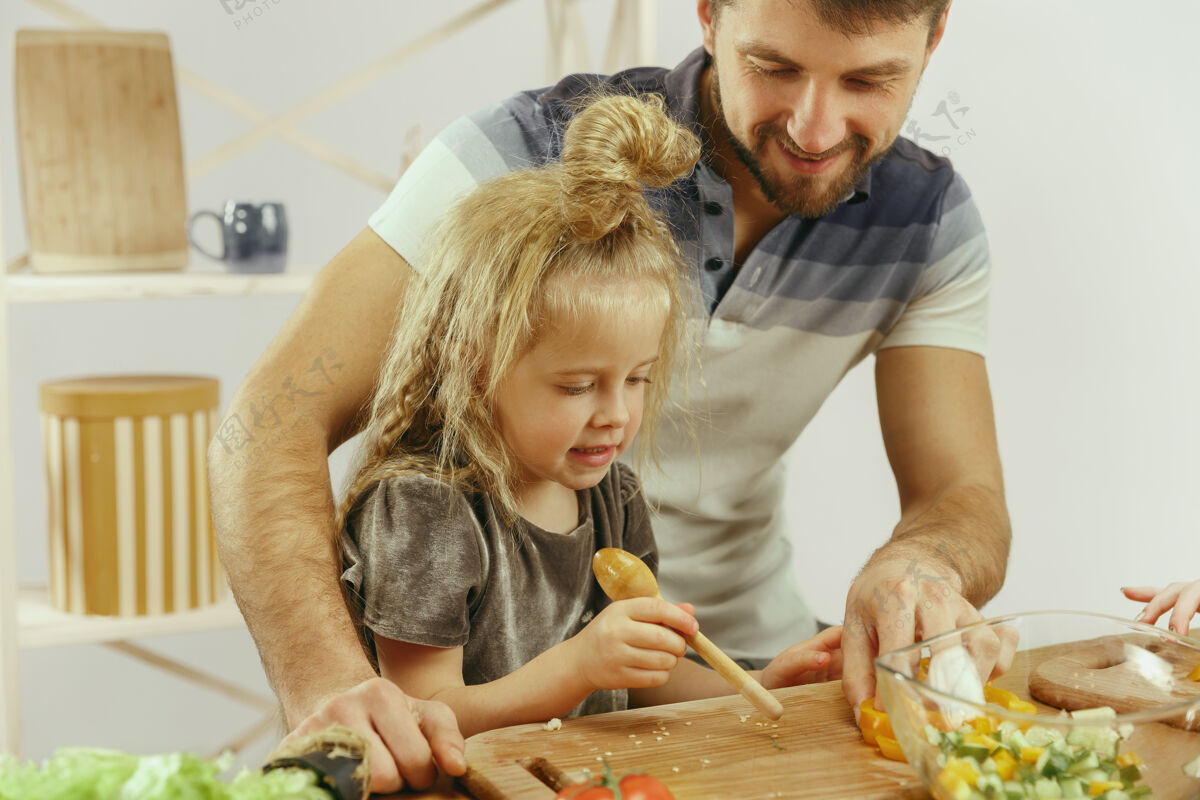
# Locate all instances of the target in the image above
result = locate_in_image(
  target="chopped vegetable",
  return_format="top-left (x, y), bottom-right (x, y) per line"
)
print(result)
top-left (554, 759), bottom-right (673, 800)
top-left (876, 735), bottom-right (907, 762)
top-left (859, 697), bottom-right (894, 746)
top-left (0, 747), bottom-right (332, 800)
top-left (926, 709), bottom-right (1151, 800)
top-left (983, 685), bottom-right (1020, 709)
top-left (1187, 662), bottom-right (1200, 682)
top-left (858, 697), bottom-right (906, 761)
top-left (983, 683), bottom-right (1037, 718)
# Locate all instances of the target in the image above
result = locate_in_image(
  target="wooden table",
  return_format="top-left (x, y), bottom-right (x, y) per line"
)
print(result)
top-left (384, 681), bottom-right (928, 799)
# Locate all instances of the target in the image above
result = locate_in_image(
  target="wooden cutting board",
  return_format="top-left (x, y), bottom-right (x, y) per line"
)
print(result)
top-left (1028, 634), bottom-right (1200, 730)
top-left (452, 648), bottom-right (1200, 800)
top-left (459, 681), bottom-right (929, 800)
top-left (14, 29), bottom-right (188, 273)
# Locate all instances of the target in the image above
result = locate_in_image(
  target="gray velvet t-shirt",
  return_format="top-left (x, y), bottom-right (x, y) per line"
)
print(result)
top-left (340, 462), bottom-right (657, 718)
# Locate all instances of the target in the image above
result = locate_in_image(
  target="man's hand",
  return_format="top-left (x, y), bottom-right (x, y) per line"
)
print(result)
top-left (847, 348), bottom-right (1012, 719)
top-left (282, 677), bottom-right (465, 794)
top-left (760, 625), bottom-right (843, 689)
top-left (841, 555), bottom-right (1008, 721)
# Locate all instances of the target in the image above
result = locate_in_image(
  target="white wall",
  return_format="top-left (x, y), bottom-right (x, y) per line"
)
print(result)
top-left (3, 0), bottom-right (1198, 768)
top-left (785, 1), bottom-right (1200, 625)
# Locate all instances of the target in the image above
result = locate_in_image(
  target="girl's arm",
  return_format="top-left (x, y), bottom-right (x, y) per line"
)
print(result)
top-left (629, 625), bottom-right (844, 708)
top-left (375, 637), bottom-right (594, 738)
top-left (376, 596), bottom-right (699, 737)
top-left (627, 658), bottom-right (742, 707)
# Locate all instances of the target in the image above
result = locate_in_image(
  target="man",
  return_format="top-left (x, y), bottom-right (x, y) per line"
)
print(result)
top-left (209, 0), bottom-right (1010, 792)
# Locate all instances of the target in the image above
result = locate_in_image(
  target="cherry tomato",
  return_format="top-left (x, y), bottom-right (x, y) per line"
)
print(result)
top-left (555, 766), bottom-right (674, 799)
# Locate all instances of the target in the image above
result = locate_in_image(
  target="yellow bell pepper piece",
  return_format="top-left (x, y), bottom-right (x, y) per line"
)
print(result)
top-left (1089, 780), bottom-right (1124, 797)
top-left (858, 697), bottom-right (893, 745)
top-left (1007, 699), bottom-right (1038, 715)
top-left (984, 683), bottom-right (1020, 708)
top-left (983, 683), bottom-right (1037, 722)
top-left (1020, 746), bottom-right (1044, 764)
top-left (1188, 661), bottom-right (1200, 682)
top-left (938, 771), bottom-right (970, 797)
top-left (991, 749), bottom-right (1017, 781)
top-left (876, 734), bottom-right (908, 762)
top-left (964, 732), bottom-right (996, 751)
top-left (1116, 751), bottom-right (1143, 767)
top-left (969, 715), bottom-right (996, 735)
top-left (942, 756), bottom-right (980, 785)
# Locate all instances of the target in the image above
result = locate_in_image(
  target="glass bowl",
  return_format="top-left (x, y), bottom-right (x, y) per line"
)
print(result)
top-left (874, 611), bottom-right (1200, 800)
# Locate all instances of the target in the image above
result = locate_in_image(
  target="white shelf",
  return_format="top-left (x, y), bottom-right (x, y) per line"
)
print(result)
top-left (1, 265), bottom-right (292, 755)
top-left (17, 586), bottom-right (246, 650)
top-left (3, 268), bottom-right (315, 303)
top-left (0, 263), bottom-right (307, 754)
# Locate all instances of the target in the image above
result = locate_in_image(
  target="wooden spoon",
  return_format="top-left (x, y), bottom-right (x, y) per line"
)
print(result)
top-left (592, 547), bottom-right (784, 720)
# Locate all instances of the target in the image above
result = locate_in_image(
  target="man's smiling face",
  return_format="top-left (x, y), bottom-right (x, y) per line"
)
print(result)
top-left (700, 0), bottom-right (947, 217)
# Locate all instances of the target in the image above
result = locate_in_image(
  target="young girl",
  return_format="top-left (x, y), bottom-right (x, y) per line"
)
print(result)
top-left (337, 94), bottom-right (841, 739)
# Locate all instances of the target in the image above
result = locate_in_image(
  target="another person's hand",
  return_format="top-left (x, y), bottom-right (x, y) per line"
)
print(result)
top-left (282, 676), bottom-right (465, 794)
top-left (841, 555), bottom-right (1011, 721)
top-left (760, 625), bottom-right (843, 689)
top-left (570, 598), bottom-right (697, 691)
top-left (1124, 580), bottom-right (1200, 636)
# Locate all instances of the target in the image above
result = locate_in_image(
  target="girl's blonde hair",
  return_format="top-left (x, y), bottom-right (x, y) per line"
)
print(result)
top-left (338, 93), bottom-right (701, 527)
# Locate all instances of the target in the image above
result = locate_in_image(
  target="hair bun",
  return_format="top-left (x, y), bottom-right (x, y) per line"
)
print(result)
top-left (559, 93), bottom-right (701, 241)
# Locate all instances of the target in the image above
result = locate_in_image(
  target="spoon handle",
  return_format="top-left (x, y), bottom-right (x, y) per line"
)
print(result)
top-left (686, 628), bottom-right (784, 720)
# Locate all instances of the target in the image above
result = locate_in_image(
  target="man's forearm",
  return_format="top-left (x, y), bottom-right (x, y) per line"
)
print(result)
top-left (205, 229), bottom-right (418, 739)
top-left (209, 412), bottom-right (374, 727)
top-left (873, 481), bottom-right (1011, 608)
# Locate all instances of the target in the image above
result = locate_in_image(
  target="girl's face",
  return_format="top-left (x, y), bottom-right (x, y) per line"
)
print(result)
top-left (494, 282), bottom-right (668, 512)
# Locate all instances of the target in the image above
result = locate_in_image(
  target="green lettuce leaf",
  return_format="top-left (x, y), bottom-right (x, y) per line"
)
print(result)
top-left (0, 748), bottom-right (330, 800)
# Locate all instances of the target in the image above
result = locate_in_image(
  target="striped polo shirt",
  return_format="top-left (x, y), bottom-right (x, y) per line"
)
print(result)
top-left (369, 47), bottom-right (991, 662)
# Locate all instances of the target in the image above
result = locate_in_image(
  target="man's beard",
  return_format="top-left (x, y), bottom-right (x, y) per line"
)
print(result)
top-left (710, 65), bottom-right (890, 218)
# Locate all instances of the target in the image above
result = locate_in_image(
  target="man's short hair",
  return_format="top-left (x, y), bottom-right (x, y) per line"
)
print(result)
top-left (710, 0), bottom-right (951, 46)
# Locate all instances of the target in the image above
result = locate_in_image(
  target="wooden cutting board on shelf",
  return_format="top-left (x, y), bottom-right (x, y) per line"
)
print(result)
top-left (14, 29), bottom-right (189, 274)
top-left (460, 681), bottom-right (929, 800)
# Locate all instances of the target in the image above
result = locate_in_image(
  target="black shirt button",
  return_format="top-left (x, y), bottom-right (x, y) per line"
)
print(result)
top-left (703, 201), bottom-right (723, 215)
top-left (704, 257), bottom-right (724, 272)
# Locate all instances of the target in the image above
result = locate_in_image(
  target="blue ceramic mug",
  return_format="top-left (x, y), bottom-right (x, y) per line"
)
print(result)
top-left (187, 200), bottom-right (287, 273)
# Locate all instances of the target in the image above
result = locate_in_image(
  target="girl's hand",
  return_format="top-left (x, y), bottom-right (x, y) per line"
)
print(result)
top-left (1124, 581), bottom-right (1200, 636)
top-left (569, 598), bottom-right (698, 691)
top-left (761, 625), bottom-right (844, 689)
